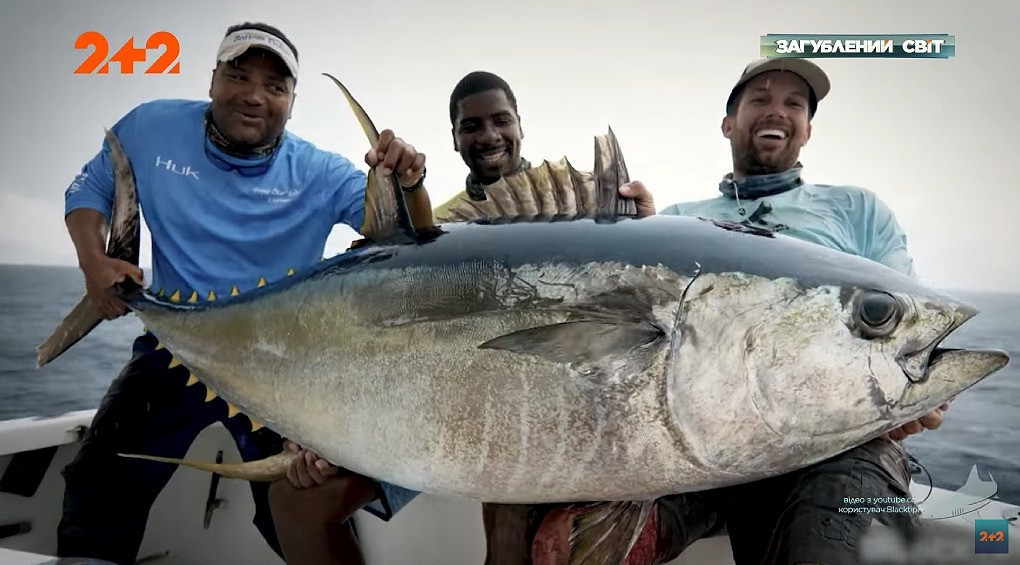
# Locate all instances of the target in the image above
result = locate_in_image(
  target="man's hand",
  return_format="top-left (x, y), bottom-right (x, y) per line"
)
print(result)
top-left (619, 181), bottom-right (656, 218)
top-left (283, 440), bottom-right (339, 488)
top-left (885, 400), bottom-right (952, 441)
top-left (365, 129), bottom-right (426, 189)
top-left (81, 256), bottom-right (143, 320)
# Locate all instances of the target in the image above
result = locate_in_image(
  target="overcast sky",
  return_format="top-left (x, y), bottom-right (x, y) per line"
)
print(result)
top-left (0, 0), bottom-right (1016, 293)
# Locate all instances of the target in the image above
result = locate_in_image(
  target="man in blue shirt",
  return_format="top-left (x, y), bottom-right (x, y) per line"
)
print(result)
top-left (645, 58), bottom-right (949, 565)
top-left (57, 22), bottom-right (431, 565)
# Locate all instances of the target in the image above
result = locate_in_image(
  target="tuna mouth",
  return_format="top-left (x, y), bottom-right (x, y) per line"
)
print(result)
top-left (897, 304), bottom-right (977, 383)
top-left (893, 301), bottom-right (1008, 413)
top-left (928, 347), bottom-right (959, 363)
top-left (896, 347), bottom-right (1008, 412)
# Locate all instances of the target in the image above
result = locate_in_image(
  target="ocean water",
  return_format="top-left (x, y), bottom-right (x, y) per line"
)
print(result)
top-left (1, 264), bottom-right (1017, 504)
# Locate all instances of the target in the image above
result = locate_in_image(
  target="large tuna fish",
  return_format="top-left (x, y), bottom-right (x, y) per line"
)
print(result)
top-left (37, 74), bottom-right (1008, 560)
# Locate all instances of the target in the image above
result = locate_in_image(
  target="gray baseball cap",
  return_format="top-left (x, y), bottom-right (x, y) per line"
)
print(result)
top-left (726, 58), bottom-right (830, 116)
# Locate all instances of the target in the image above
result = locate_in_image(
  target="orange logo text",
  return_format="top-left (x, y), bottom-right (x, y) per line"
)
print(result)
top-left (74, 31), bottom-right (180, 75)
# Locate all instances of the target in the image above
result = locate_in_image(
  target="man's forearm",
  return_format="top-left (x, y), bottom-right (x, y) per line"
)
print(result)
top-left (65, 208), bottom-right (108, 268)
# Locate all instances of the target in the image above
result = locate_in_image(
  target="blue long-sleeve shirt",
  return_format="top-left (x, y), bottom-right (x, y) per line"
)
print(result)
top-left (659, 167), bottom-right (916, 277)
top-left (64, 99), bottom-right (366, 300)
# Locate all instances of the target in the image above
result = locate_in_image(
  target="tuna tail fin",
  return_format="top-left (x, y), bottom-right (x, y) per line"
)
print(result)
top-left (435, 126), bottom-right (635, 223)
top-left (531, 500), bottom-right (655, 565)
top-left (322, 72), bottom-right (416, 243)
top-left (35, 128), bottom-right (142, 368)
top-left (570, 501), bottom-right (656, 565)
top-left (117, 451), bottom-right (296, 482)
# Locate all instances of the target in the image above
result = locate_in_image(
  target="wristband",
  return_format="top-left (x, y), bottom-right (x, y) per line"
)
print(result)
top-left (400, 167), bottom-right (426, 192)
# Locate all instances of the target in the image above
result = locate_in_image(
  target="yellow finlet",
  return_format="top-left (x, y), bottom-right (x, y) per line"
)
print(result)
top-left (168, 356), bottom-right (181, 369)
top-left (250, 419), bottom-right (264, 432)
top-left (256, 277), bottom-right (267, 287)
top-left (155, 342), bottom-right (165, 351)
top-left (186, 373), bottom-right (198, 386)
top-left (206, 290), bottom-right (216, 301)
top-left (230, 285), bottom-right (240, 296)
top-left (226, 404), bottom-right (239, 418)
top-left (286, 268), bottom-right (295, 276)
top-left (187, 290), bottom-right (199, 303)
top-left (205, 388), bottom-right (217, 402)
top-left (156, 288), bottom-right (165, 297)
top-left (169, 290), bottom-right (181, 303)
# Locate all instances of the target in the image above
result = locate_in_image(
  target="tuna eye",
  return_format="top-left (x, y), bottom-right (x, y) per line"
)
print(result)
top-left (862, 294), bottom-right (896, 325)
top-left (856, 291), bottom-right (901, 337)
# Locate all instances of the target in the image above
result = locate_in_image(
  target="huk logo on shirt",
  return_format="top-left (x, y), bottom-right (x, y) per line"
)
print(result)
top-left (155, 156), bottom-right (200, 180)
top-left (66, 172), bottom-right (88, 195)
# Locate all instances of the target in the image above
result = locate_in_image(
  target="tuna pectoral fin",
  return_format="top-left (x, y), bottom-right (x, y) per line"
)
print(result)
top-left (322, 72), bottom-right (414, 242)
top-left (117, 451), bottom-right (296, 482)
top-left (36, 128), bottom-right (141, 367)
top-left (479, 321), bottom-right (664, 366)
top-left (35, 295), bottom-right (102, 368)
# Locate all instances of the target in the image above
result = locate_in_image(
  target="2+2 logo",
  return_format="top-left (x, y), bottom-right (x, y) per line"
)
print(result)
top-left (73, 31), bottom-right (180, 75)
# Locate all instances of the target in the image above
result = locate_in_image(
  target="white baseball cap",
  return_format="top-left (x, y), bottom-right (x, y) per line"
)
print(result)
top-left (217, 27), bottom-right (299, 80)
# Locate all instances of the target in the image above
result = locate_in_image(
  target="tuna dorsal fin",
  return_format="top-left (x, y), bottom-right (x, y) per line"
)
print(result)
top-left (593, 126), bottom-right (634, 217)
top-left (322, 73), bottom-right (415, 242)
top-left (436, 127), bottom-right (635, 223)
top-left (36, 128), bottom-right (141, 367)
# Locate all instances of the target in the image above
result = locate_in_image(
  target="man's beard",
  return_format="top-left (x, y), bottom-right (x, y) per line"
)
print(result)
top-left (731, 130), bottom-right (802, 176)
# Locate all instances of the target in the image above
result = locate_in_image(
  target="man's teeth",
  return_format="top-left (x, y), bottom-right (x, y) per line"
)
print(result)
top-left (756, 129), bottom-right (787, 140)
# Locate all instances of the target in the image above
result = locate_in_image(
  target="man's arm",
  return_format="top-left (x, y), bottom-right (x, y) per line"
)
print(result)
top-left (64, 136), bottom-right (144, 319)
top-left (66, 209), bottom-right (108, 270)
top-left (329, 129), bottom-right (430, 234)
top-left (618, 181), bottom-right (656, 217)
top-left (865, 194), bottom-right (917, 278)
top-left (65, 209), bottom-right (141, 319)
top-left (366, 129), bottom-right (432, 228)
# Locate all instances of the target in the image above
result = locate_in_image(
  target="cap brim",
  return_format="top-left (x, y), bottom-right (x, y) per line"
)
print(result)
top-left (216, 31), bottom-right (299, 81)
top-left (218, 43), bottom-right (298, 79)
